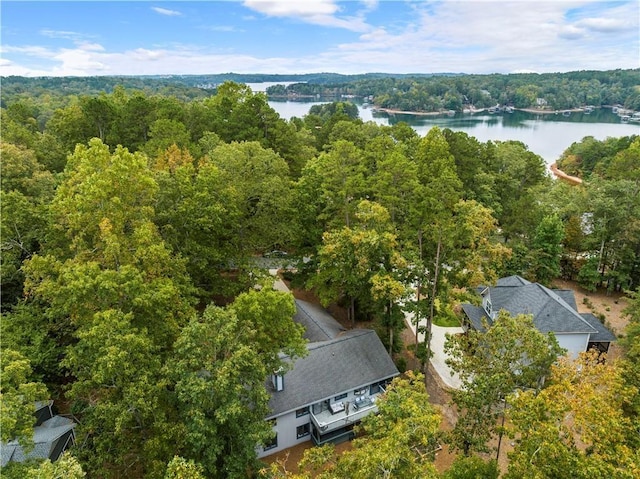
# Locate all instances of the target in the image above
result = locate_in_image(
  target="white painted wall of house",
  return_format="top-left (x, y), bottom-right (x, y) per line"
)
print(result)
top-left (257, 410), bottom-right (312, 459)
top-left (555, 333), bottom-right (590, 358)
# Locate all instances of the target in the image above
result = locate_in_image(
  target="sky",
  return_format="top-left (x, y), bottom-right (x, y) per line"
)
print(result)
top-left (1, 0), bottom-right (638, 77)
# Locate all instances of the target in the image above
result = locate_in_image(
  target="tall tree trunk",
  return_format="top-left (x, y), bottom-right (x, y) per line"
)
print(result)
top-left (350, 296), bottom-right (355, 328)
top-left (415, 229), bottom-right (424, 348)
top-left (426, 229), bottom-right (442, 365)
top-left (388, 300), bottom-right (394, 356)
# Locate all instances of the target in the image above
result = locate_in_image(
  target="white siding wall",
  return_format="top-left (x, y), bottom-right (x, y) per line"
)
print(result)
top-left (257, 410), bottom-right (312, 459)
top-left (555, 333), bottom-right (589, 358)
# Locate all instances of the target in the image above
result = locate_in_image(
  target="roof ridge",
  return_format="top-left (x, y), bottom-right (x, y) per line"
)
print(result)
top-left (305, 328), bottom-right (372, 351)
top-left (536, 283), bottom-right (597, 332)
top-left (296, 300), bottom-right (337, 340)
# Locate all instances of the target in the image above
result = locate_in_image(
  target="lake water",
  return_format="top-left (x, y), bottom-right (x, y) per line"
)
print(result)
top-left (268, 99), bottom-right (639, 165)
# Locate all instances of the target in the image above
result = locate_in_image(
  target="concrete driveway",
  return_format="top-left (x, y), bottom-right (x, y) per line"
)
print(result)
top-left (404, 311), bottom-right (463, 390)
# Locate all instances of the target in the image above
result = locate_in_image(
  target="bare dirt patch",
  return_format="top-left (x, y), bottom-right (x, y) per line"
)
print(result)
top-left (552, 279), bottom-right (629, 360)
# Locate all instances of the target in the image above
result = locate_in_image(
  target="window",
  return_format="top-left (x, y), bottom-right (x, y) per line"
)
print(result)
top-left (485, 300), bottom-right (492, 315)
top-left (354, 387), bottom-right (367, 396)
top-left (369, 380), bottom-right (389, 395)
top-left (264, 433), bottom-right (278, 451)
top-left (264, 420), bottom-right (277, 451)
top-left (296, 407), bottom-right (309, 418)
top-left (296, 423), bottom-right (310, 439)
top-left (334, 393), bottom-right (347, 401)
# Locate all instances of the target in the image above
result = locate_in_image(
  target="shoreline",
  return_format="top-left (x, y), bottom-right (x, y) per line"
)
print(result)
top-left (550, 163), bottom-right (583, 185)
top-left (375, 106), bottom-right (590, 116)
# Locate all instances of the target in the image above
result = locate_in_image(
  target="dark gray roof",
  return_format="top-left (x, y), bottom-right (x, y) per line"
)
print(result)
top-left (462, 278), bottom-right (616, 343)
top-left (461, 304), bottom-right (489, 331)
top-left (554, 290), bottom-right (578, 311)
top-left (490, 283), bottom-right (595, 334)
top-left (294, 300), bottom-right (345, 342)
top-left (580, 313), bottom-right (617, 342)
top-left (496, 275), bottom-right (531, 287)
top-left (267, 329), bottom-right (399, 418)
top-left (1, 415), bottom-right (76, 466)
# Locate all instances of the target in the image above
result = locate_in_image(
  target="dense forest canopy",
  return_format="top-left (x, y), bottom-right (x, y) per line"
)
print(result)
top-left (1, 73), bottom-right (639, 478)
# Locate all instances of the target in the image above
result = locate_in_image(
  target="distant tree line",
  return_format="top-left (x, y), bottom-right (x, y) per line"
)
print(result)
top-left (269, 69), bottom-right (640, 111)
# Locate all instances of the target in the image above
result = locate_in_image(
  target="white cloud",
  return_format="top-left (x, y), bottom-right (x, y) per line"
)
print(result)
top-left (76, 42), bottom-right (105, 52)
top-left (243, 0), bottom-right (339, 17)
top-left (319, 1), bottom-right (640, 74)
top-left (151, 7), bottom-right (182, 17)
top-left (2, 45), bottom-right (56, 58)
top-left (40, 29), bottom-right (83, 40)
top-left (205, 25), bottom-right (242, 32)
top-left (242, 0), bottom-right (371, 32)
top-left (558, 25), bottom-right (585, 39)
top-left (1, 1), bottom-right (637, 76)
top-left (577, 17), bottom-right (632, 33)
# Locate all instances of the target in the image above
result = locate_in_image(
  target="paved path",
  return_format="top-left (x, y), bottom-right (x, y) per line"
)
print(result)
top-left (270, 269), bottom-right (291, 293)
top-left (404, 311), bottom-right (464, 390)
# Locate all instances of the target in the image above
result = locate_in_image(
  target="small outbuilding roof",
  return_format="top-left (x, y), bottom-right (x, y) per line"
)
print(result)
top-left (1, 415), bottom-right (76, 466)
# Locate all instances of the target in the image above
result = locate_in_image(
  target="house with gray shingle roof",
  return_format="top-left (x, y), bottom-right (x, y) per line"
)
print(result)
top-left (1, 401), bottom-right (76, 467)
top-left (257, 300), bottom-right (399, 458)
top-left (461, 275), bottom-right (616, 357)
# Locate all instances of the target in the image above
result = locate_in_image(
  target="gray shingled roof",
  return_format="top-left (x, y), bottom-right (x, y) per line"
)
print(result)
top-left (267, 329), bottom-right (399, 418)
top-left (1, 415), bottom-right (76, 466)
top-left (490, 283), bottom-right (596, 334)
top-left (461, 277), bottom-right (619, 346)
top-left (580, 313), bottom-right (617, 342)
top-left (294, 300), bottom-right (346, 342)
top-left (461, 304), bottom-right (489, 331)
top-left (496, 275), bottom-right (531, 287)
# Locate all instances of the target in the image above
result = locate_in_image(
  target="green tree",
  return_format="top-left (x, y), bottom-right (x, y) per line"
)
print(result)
top-left (143, 119), bottom-right (192, 158)
top-left (0, 350), bottom-right (48, 444)
top-left (0, 142), bottom-right (56, 307)
top-left (620, 288), bottom-right (640, 445)
top-left (310, 201), bottom-right (405, 327)
top-left (63, 310), bottom-right (172, 477)
top-left (445, 311), bottom-right (563, 456)
top-left (168, 305), bottom-right (274, 478)
top-left (411, 127), bottom-right (462, 363)
top-left (22, 139), bottom-right (196, 477)
top-left (530, 213), bottom-right (565, 285)
top-left (27, 454), bottom-right (86, 479)
top-left (79, 94), bottom-right (114, 142)
top-left (312, 140), bottom-right (367, 229)
top-left (229, 287), bottom-right (307, 372)
top-left (154, 149), bottom-right (242, 298)
top-left (330, 371), bottom-right (440, 479)
top-left (491, 141), bottom-right (549, 242)
top-left (506, 351), bottom-right (640, 479)
top-left (442, 456), bottom-right (499, 479)
top-left (165, 457), bottom-right (206, 479)
top-left (209, 141), bottom-right (297, 255)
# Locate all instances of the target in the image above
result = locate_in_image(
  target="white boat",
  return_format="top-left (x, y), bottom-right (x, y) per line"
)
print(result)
top-left (620, 115), bottom-right (630, 122)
